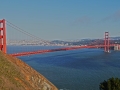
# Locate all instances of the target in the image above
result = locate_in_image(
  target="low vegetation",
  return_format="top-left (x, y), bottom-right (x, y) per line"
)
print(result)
top-left (99, 77), bottom-right (120, 90)
top-left (0, 51), bottom-right (24, 89)
top-left (0, 51), bottom-right (58, 90)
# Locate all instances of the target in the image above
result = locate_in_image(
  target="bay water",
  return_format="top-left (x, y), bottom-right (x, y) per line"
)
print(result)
top-left (7, 46), bottom-right (120, 90)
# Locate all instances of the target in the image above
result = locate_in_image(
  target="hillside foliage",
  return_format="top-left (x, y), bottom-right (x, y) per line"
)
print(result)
top-left (99, 77), bottom-right (120, 90)
top-left (0, 51), bottom-right (58, 90)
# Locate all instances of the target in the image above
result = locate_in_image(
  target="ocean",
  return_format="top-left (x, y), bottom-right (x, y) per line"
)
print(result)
top-left (7, 45), bottom-right (120, 90)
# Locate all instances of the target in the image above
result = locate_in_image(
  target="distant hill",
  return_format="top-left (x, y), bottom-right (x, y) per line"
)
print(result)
top-left (51, 37), bottom-right (120, 46)
top-left (109, 37), bottom-right (120, 40)
top-left (0, 51), bottom-right (58, 90)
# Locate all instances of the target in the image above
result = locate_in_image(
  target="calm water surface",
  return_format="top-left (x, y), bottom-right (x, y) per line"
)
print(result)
top-left (7, 46), bottom-right (120, 90)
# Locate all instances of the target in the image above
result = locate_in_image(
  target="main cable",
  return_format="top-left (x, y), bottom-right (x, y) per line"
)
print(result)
top-left (6, 20), bottom-right (50, 43)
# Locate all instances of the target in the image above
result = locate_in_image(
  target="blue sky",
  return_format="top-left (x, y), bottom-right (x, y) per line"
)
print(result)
top-left (0, 0), bottom-right (120, 40)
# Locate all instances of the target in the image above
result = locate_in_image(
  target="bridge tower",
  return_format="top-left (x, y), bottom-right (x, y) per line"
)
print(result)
top-left (104, 32), bottom-right (109, 52)
top-left (0, 19), bottom-right (6, 53)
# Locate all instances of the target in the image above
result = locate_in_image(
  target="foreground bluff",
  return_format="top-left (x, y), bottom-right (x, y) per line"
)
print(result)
top-left (0, 51), bottom-right (58, 90)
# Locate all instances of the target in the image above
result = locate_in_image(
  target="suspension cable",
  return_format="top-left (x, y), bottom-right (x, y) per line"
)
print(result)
top-left (6, 20), bottom-right (50, 43)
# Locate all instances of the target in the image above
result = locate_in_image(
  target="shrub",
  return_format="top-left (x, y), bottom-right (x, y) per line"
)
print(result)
top-left (99, 77), bottom-right (120, 90)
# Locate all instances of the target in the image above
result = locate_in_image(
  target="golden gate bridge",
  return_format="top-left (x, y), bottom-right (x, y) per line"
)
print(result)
top-left (0, 19), bottom-right (119, 57)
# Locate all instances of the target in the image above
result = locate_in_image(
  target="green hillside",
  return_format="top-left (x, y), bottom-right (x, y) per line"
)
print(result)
top-left (0, 51), bottom-right (58, 90)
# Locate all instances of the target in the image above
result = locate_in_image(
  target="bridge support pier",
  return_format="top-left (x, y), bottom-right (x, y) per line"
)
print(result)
top-left (104, 32), bottom-right (110, 52)
top-left (0, 19), bottom-right (6, 53)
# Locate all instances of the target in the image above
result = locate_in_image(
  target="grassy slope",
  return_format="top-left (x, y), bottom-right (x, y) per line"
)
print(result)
top-left (0, 51), bottom-right (58, 90)
top-left (0, 51), bottom-right (26, 90)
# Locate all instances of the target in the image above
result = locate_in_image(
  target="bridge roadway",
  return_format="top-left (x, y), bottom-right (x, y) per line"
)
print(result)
top-left (9, 44), bottom-right (115, 57)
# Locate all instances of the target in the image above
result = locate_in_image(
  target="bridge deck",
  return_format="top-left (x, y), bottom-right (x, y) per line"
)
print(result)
top-left (10, 44), bottom-right (115, 57)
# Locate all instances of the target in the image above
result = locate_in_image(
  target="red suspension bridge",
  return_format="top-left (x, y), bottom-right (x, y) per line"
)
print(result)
top-left (0, 19), bottom-right (119, 57)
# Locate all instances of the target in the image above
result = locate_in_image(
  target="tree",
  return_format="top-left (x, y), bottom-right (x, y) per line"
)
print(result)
top-left (99, 77), bottom-right (120, 90)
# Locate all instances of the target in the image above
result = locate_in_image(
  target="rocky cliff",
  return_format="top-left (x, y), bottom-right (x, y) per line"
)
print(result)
top-left (0, 51), bottom-right (58, 90)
